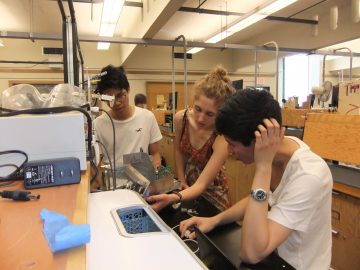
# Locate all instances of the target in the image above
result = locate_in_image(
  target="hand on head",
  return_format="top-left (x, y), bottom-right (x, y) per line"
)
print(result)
top-left (254, 118), bottom-right (285, 167)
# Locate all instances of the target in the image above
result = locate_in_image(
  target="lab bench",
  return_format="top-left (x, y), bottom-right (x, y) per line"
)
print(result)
top-left (159, 196), bottom-right (295, 270)
top-left (0, 167), bottom-right (89, 270)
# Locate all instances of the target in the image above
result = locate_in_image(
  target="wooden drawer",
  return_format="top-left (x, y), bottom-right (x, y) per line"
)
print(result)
top-left (331, 229), bottom-right (360, 270)
top-left (331, 191), bottom-right (360, 237)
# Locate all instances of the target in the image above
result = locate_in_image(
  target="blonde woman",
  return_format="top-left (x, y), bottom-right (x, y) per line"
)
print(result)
top-left (147, 66), bottom-right (235, 212)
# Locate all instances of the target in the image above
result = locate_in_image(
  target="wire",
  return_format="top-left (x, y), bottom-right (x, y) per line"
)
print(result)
top-left (172, 224), bottom-right (180, 231)
top-left (89, 159), bottom-right (99, 185)
top-left (183, 239), bottom-right (199, 254)
top-left (96, 140), bottom-right (115, 190)
top-left (0, 190), bottom-right (40, 201)
top-left (0, 181), bottom-right (16, 188)
top-left (0, 107), bottom-right (15, 113)
top-left (99, 109), bottom-right (116, 191)
top-left (0, 150), bottom-right (28, 181)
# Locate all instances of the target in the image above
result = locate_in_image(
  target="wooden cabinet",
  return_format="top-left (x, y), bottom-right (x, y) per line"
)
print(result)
top-left (146, 82), bottom-right (194, 111)
top-left (159, 133), bottom-right (177, 177)
top-left (224, 156), bottom-right (255, 204)
top-left (331, 191), bottom-right (360, 270)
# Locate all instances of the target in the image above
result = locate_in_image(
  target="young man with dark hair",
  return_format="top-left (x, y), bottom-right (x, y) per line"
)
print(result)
top-left (134, 93), bottom-right (147, 108)
top-left (180, 89), bottom-right (332, 270)
top-left (94, 65), bottom-right (162, 169)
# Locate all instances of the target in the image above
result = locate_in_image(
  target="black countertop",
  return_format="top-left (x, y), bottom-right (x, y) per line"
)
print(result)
top-left (159, 196), bottom-right (295, 270)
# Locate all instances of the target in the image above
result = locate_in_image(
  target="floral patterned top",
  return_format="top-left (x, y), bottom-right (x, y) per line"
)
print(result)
top-left (179, 110), bottom-right (231, 211)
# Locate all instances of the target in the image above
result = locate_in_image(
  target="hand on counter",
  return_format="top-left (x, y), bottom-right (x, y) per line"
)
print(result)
top-left (146, 193), bottom-right (177, 212)
top-left (179, 216), bottom-right (218, 240)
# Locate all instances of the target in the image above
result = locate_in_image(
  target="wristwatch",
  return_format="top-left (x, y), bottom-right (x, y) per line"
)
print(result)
top-left (250, 188), bottom-right (268, 201)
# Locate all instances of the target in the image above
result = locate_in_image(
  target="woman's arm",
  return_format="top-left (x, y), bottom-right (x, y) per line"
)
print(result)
top-left (178, 135), bottom-right (228, 201)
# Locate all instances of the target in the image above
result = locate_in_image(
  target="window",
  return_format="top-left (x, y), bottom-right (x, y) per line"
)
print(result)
top-left (283, 54), bottom-right (321, 104)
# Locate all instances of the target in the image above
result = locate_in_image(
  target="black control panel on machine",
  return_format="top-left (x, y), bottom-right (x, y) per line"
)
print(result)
top-left (24, 157), bottom-right (81, 189)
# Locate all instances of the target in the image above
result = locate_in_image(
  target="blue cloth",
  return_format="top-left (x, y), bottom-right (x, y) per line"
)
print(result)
top-left (40, 208), bottom-right (90, 253)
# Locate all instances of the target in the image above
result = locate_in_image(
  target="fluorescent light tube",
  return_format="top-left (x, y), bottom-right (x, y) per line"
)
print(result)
top-left (101, 0), bottom-right (125, 24)
top-left (97, 0), bottom-right (125, 50)
top-left (188, 0), bottom-right (297, 54)
top-left (97, 42), bottom-right (111, 50)
top-left (99, 23), bottom-right (117, 37)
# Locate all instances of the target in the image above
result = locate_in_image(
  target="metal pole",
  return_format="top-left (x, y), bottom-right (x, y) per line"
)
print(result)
top-left (68, 0), bottom-right (84, 87)
top-left (56, 0), bottom-right (68, 83)
top-left (264, 41), bottom-right (279, 100)
top-left (171, 35), bottom-right (188, 132)
top-left (171, 45), bottom-right (176, 133)
top-left (254, 49), bottom-right (258, 88)
top-left (66, 17), bottom-right (75, 85)
top-left (333, 47), bottom-right (353, 81)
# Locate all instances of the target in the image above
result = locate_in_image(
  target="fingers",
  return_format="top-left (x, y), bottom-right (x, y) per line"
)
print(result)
top-left (179, 217), bottom-right (197, 238)
top-left (188, 231), bottom-right (196, 240)
top-left (255, 118), bottom-right (282, 142)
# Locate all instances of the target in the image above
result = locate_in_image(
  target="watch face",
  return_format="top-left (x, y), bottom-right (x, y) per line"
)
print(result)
top-left (252, 189), bottom-right (267, 201)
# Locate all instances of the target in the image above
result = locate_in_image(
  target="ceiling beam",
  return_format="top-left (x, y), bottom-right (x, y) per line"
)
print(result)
top-left (1, 31), bottom-right (359, 57)
top-left (178, 7), bottom-right (318, 25)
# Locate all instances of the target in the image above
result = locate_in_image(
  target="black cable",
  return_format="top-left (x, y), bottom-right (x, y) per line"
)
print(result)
top-left (96, 140), bottom-right (115, 190)
top-left (0, 107), bottom-right (15, 113)
top-left (89, 159), bottom-right (99, 185)
top-left (0, 181), bottom-right (16, 188)
top-left (0, 106), bottom-right (92, 159)
top-left (0, 190), bottom-right (40, 201)
top-left (0, 150), bottom-right (28, 181)
top-left (99, 109), bottom-right (116, 191)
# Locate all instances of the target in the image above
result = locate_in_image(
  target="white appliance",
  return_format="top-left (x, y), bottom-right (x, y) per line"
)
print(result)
top-left (0, 112), bottom-right (87, 173)
top-left (87, 190), bottom-right (206, 270)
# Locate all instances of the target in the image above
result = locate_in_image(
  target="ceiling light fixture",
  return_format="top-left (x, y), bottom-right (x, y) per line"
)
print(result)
top-left (97, 0), bottom-right (125, 50)
top-left (188, 0), bottom-right (298, 54)
top-left (0, 39), bottom-right (4, 47)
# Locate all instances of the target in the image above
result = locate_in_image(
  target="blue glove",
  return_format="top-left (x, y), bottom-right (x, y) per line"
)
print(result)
top-left (40, 208), bottom-right (90, 253)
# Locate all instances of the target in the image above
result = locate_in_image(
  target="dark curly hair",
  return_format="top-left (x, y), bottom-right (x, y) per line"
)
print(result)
top-left (215, 89), bottom-right (282, 146)
top-left (96, 65), bottom-right (129, 94)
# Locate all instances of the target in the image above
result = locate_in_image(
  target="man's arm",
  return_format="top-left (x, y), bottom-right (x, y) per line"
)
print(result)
top-left (149, 142), bottom-right (161, 170)
top-left (179, 196), bottom-right (249, 238)
top-left (240, 118), bottom-right (291, 263)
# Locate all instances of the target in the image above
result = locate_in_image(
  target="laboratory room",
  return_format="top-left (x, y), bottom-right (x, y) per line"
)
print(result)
top-left (0, 0), bottom-right (360, 269)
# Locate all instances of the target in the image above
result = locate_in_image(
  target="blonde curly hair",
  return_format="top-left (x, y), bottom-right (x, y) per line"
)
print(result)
top-left (193, 65), bottom-right (235, 106)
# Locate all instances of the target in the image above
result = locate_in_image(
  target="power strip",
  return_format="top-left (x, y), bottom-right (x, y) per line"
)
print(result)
top-left (24, 157), bottom-right (81, 189)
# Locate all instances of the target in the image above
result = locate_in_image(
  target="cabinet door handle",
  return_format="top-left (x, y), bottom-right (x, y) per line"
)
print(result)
top-left (331, 229), bottom-right (339, 235)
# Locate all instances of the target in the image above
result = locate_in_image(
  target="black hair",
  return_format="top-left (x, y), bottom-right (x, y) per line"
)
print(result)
top-left (215, 89), bottom-right (282, 146)
top-left (134, 93), bottom-right (147, 105)
top-left (96, 65), bottom-right (129, 94)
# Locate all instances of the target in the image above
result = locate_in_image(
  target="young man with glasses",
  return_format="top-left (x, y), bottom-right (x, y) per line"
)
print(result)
top-left (93, 65), bottom-right (162, 175)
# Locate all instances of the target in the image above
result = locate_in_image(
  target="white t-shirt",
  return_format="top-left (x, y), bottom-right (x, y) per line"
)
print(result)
top-left (268, 136), bottom-right (332, 270)
top-left (94, 107), bottom-right (162, 165)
